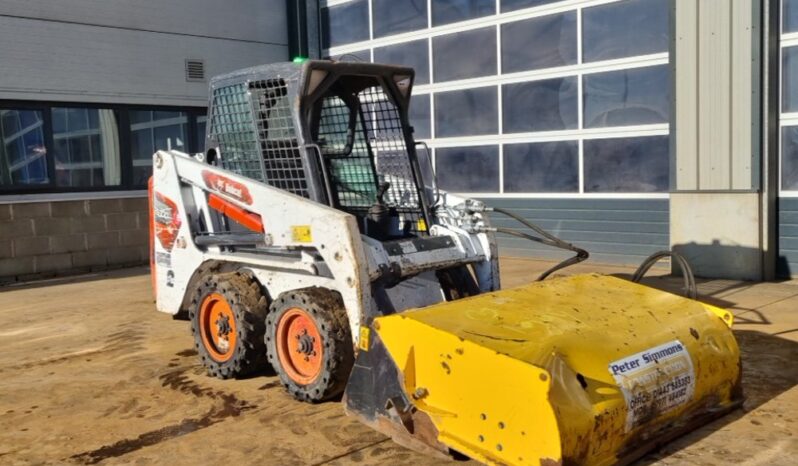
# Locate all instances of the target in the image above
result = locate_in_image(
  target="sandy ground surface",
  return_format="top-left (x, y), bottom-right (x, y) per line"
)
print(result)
top-left (0, 258), bottom-right (796, 465)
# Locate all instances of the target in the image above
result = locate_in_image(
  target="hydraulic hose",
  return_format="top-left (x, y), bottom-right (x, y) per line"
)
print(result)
top-left (466, 204), bottom-right (696, 292)
top-left (488, 207), bottom-right (590, 281)
top-left (632, 250), bottom-right (698, 299)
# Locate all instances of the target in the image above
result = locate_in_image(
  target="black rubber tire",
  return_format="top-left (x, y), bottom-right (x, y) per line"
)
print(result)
top-left (265, 287), bottom-right (354, 403)
top-left (188, 271), bottom-right (269, 379)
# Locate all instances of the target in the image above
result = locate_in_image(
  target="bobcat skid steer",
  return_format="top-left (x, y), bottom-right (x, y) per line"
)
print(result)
top-left (150, 60), bottom-right (742, 465)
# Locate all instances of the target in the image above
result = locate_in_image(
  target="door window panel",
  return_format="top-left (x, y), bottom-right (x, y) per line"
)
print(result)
top-left (322, 0), bottom-right (370, 48)
top-left (584, 136), bottom-right (669, 192)
top-left (329, 50), bottom-right (371, 62)
top-left (433, 27), bottom-right (497, 82)
top-left (409, 94), bottom-right (431, 140)
top-left (501, 0), bottom-right (561, 13)
top-left (503, 141), bottom-right (579, 192)
top-left (436, 145), bottom-right (499, 192)
top-left (432, 0), bottom-right (496, 26)
top-left (503, 77), bottom-right (578, 133)
top-left (434, 87), bottom-right (498, 137)
top-left (785, 0), bottom-right (798, 33)
top-left (373, 0), bottom-right (428, 38)
top-left (583, 65), bottom-right (670, 128)
top-left (784, 46), bottom-right (798, 113)
top-left (583, 0), bottom-right (669, 62)
top-left (782, 126), bottom-right (798, 190)
top-left (374, 39), bottom-right (430, 85)
top-left (501, 12), bottom-right (577, 73)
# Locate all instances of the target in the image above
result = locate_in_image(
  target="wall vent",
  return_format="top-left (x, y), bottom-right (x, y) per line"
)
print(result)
top-left (185, 59), bottom-right (205, 82)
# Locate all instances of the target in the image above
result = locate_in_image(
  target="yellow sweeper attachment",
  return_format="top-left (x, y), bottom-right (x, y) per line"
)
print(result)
top-left (344, 274), bottom-right (741, 466)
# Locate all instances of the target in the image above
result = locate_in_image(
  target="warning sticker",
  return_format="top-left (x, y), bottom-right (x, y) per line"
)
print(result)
top-left (291, 225), bottom-right (312, 243)
top-left (608, 340), bottom-right (695, 431)
top-left (155, 251), bottom-right (171, 267)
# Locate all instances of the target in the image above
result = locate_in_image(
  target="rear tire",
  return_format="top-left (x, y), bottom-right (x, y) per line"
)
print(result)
top-left (265, 287), bottom-right (354, 403)
top-left (188, 272), bottom-right (269, 379)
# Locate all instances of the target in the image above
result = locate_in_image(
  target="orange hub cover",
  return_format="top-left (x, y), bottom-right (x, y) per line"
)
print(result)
top-left (199, 293), bottom-right (237, 362)
top-left (276, 308), bottom-right (323, 385)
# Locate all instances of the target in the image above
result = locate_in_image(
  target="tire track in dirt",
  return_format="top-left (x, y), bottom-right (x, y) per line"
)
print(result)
top-left (68, 365), bottom-right (258, 464)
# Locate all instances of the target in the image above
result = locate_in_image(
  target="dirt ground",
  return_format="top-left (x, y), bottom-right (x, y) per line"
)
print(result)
top-left (0, 258), bottom-right (796, 465)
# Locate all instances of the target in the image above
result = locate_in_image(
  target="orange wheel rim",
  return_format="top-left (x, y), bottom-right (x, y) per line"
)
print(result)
top-left (199, 293), bottom-right (237, 362)
top-left (276, 308), bottom-right (323, 385)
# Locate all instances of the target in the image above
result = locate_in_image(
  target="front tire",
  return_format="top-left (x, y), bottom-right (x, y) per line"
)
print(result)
top-left (188, 272), bottom-right (269, 379)
top-left (265, 287), bottom-right (354, 402)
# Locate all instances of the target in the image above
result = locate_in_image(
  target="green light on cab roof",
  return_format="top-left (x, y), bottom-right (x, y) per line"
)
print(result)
top-left (292, 56), bottom-right (308, 64)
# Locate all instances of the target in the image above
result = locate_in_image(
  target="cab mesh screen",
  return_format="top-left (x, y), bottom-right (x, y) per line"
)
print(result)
top-left (209, 79), bottom-right (309, 198)
top-left (316, 85), bottom-right (425, 236)
top-left (209, 83), bottom-right (262, 181)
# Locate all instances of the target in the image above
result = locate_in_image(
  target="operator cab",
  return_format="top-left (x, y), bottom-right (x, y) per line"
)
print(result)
top-left (203, 60), bottom-right (435, 244)
top-left (303, 64), bottom-right (429, 241)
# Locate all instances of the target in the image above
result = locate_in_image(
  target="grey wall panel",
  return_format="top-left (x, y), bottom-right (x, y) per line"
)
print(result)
top-left (0, 0), bottom-right (288, 45)
top-left (673, 0), bottom-right (758, 191)
top-left (697, 0), bottom-right (732, 188)
top-left (674, 0), bottom-right (698, 190)
top-left (778, 198), bottom-right (798, 277)
top-left (0, 15), bottom-right (288, 106)
top-left (482, 198), bottom-right (669, 266)
top-left (730, 0), bottom-right (755, 189)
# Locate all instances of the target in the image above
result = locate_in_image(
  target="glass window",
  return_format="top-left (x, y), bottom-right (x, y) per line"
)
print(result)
top-left (374, 39), bottom-right (430, 85)
top-left (130, 110), bottom-right (188, 186)
top-left (434, 87), bottom-right (498, 137)
top-left (782, 126), bottom-right (798, 189)
top-left (195, 115), bottom-right (207, 153)
top-left (373, 0), bottom-right (428, 38)
top-left (322, 0), bottom-right (370, 49)
top-left (0, 109), bottom-right (48, 187)
top-left (584, 136), bottom-right (669, 192)
top-left (436, 145), bottom-right (499, 192)
top-left (785, 0), bottom-right (798, 33)
top-left (432, 0), bottom-right (496, 26)
top-left (51, 107), bottom-right (120, 188)
top-left (503, 141), bottom-right (578, 192)
top-left (784, 47), bottom-right (798, 113)
top-left (502, 77), bottom-right (578, 133)
top-left (409, 94), bottom-right (431, 139)
top-left (583, 65), bottom-right (670, 128)
top-left (330, 50), bottom-right (371, 62)
top-left (501, 12), bottom-right (577, 73)
top-left (583, 0), bottom-right (669, 62)
top-left (433, 27), bottom-right (497, 82)
top-left (501, 0), bottom-right (560, 13)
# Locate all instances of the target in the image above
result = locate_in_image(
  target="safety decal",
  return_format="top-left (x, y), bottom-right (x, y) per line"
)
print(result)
top-left (153, 192), bottom-right (181, 251)
top-left (201, 170), bottom-right (253, 205)
top-left (291, 225), bottom-right (312, 243)
top-left (358, 326), bottom-right (370, 351)
top-left (609, 340), bottom-right (695, 432)
top-left (155, 251), bottom-right (172, 267)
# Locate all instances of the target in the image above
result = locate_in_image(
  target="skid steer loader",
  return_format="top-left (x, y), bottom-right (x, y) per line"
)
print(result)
top-left (150, 60), bottom-right (742, 465)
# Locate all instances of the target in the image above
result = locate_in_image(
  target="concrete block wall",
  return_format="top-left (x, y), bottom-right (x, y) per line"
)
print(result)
top-left (0, 197), bottom-right (148, 284)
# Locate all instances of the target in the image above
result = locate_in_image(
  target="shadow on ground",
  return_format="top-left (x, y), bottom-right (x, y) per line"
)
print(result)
top-left (636, 329), bottom-right (798, 464)
top-left (0, 266), bottom-right (149, 292)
